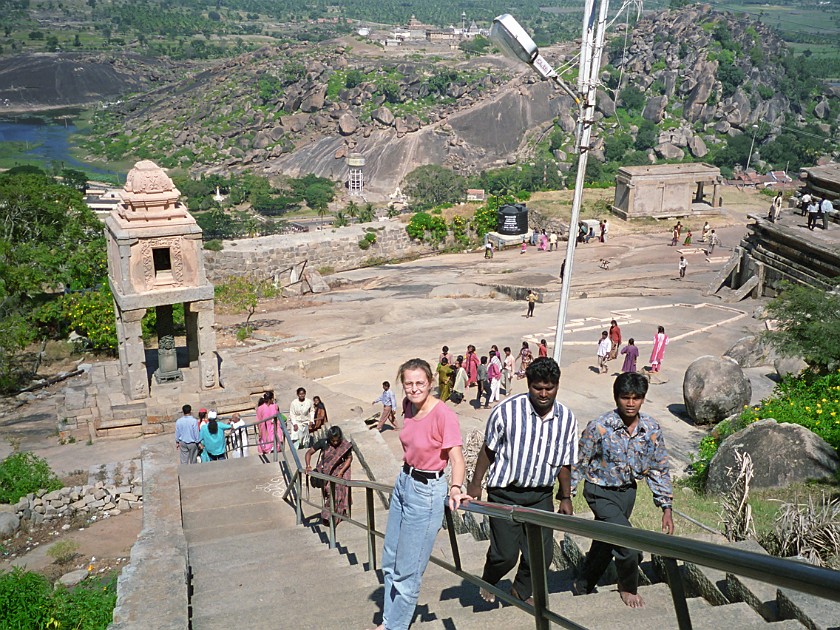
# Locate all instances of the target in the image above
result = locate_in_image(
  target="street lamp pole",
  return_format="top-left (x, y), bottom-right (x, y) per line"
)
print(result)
top-left (492, 0), bottom-right (612, 366)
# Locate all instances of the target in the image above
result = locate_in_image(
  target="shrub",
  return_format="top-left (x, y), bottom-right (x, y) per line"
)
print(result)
top-left (358, 238), bottom-right (371, 250)
top-left (203, 239), bottom-right (223, 251)
top-left (0, 567), bottom-right (53, 628)
top-left (0, 451), bottom-right (62, 504)
top-left (47, 540), bottom-right (80, 564)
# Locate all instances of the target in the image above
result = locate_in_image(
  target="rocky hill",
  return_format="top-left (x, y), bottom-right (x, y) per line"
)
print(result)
top-left (81, 6), bottom-right (838, 195)
top-left (0, 52), bottom-right (182, 113)
top-left (595, 5), bottom-right (836, 164)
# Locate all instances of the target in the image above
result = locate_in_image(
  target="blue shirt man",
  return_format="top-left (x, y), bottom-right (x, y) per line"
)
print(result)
top-left (175, 404), bottom-right (200, 464)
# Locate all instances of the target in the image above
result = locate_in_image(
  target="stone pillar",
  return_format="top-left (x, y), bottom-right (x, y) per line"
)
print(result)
top-left (119, 308), bottom-right (148, 400)
top-left (189, 299), bottom-right (219, 390)
top-left (712, 182), bottom-right (720, 207)
top-left (184, 302), bottom-right (199, 364)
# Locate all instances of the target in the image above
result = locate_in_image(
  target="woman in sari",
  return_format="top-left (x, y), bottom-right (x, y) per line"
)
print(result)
top-left (437, 357), bottom-right (453, 402)
top-left (649, 326), bottom-right (669, 373)
top-left (311, 395), bottom-right (329, 444)
top-left (256, 390), bottom-right (280, 462)
top-left (304, 425), bottom-right (353, 524)
top-left (516, 341), bottom-right (533, 379)
top-left (538, 230), bottom-right (548, 251)
top-left (464, 345), bottom-right (480, 387)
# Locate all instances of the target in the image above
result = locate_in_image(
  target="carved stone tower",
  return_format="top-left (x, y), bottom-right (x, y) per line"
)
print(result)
top-left (105, 160), bottom-right (219, 400)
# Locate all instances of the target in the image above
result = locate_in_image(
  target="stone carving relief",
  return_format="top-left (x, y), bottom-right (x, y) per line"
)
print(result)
top-left (139, 238), bottom-right (184, 289)
top-left (204, 365), bottom-right (217, 388)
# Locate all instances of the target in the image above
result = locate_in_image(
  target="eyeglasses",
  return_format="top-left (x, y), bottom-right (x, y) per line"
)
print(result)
top-left (403, 381), bottom-right (428, 390)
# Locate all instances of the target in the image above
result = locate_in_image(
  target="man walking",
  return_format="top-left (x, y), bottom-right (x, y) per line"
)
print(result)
top-left (707, 230), bottom-right (719, 255)
top-left (571, 372), bottom-right (674, 608)
top-left (467, 358), bottom-right (577, 605)
top-left (175, 404), bottom-right (200, 464)
top-left (678, 256), bottom-right (687, 279)
top-left (526, 290), bottom-right (537, 318)
top-left (820, 197), bottom-right (833, 230)
top-left (597, 331), bottom-right (611, 374)
top-left (289, 387), bottom-right (314, 449)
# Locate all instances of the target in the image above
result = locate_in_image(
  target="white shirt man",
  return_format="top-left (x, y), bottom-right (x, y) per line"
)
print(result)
top-left (289, 388), bottom-right (314, 448)
top-left (597, 333), bottom-right (612, 374)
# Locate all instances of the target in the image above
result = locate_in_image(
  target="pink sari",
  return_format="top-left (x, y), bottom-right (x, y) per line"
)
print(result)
top-left (649, 333), bottom-right (669, 370)
top-left (538, 234), bottom-right (548, 251)
top-left (257, 402), bottom-right (281, 455)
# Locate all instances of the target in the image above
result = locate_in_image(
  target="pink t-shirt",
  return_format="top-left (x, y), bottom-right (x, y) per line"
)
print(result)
top-left (400, 399), bottom-right (463, 471)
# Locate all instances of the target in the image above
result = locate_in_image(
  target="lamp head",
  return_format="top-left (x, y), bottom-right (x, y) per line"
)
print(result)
top-left (491, 14), bottom-right (539, 65)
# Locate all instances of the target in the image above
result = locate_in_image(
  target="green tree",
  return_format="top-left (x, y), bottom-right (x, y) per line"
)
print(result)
top-left (619, 86), bottom-right (645, 113)
top-left (403, 165), bottom-right (466, 211)
top-left (635, 120), bottom-right (658, 151)
top-left (763, 282), bottom-right (840, 373)
top-left (61, 168), bottom-right (87, 193)
top-left (215, 275), bottom-right (279, 325)
top-left (0, 171), bottom-right (107, 388)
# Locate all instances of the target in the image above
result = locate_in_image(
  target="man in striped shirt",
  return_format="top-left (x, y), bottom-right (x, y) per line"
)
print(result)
top-left (467, 357), bottom-right (578, 605)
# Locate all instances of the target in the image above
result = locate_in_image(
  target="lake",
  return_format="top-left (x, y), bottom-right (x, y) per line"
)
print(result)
top-left (0, 113), bottom-right (120, 178)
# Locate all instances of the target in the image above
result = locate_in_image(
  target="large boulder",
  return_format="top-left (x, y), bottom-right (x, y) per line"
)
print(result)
top-left (687, 136), bottom-right (708, 158)
top-left (300, 85), bottom-right (327, 113)
top-left (774, 356), bottom-right (808, 378)
top-left (654, 142), bottom-right (685, 160)
top-left (642, 95), bottom-right (668, 123)
top-left (683, 356), bottom-right (752, 425)
top-left (683, 60), bottom-right (718, 121)
top-left (596, 89), bottom-right (616, 117)
top-left (0, 512), bottom-right (20, 537)
top-left (706, 419), bottom-right (840, 494)
top-left (724, 335), bottom-right (777, 369)
top-left (337, 113), bottom-right (359, 136)
top-left (371, 106), bottom-right (395, 126)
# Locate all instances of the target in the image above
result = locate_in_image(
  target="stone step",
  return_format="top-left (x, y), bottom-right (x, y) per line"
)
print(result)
top-left (178, 457), bottom-right (278, 487)
top-left (182, 501), bottom-right (287, 536)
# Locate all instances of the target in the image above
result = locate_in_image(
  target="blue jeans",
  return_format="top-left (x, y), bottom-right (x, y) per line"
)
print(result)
top-left (381, 470), bottom-right (447, 630)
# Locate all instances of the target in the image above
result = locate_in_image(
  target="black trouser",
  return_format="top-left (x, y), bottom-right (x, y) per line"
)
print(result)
top-left (581, 481), bottom-right (641, 594)
top-left (481, 485), bottom-right (554, 600)
top-left (527, 302), bottom-right (535, 317)
top-left (208, 452), bottom-right (227, 461)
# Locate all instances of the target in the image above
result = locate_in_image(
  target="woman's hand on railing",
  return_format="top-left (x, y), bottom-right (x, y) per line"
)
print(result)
top-left (448, 486), bottom-right (472, 511)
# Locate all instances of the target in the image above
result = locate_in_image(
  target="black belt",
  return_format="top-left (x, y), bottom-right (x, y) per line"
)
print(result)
top-left (403, 463), bottom-right (444, 484)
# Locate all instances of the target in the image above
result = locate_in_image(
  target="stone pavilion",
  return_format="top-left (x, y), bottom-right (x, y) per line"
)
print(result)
top-left (105, 160), bottom-right (219, 400)
top-left (612, 163), bottom-right (722, 220)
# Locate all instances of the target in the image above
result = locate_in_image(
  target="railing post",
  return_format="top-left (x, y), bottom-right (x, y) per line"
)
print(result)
top-left (366, 487), bottom-right (377, 570)
top-left (328, 481), bottom-right (337, 549)
top-left (273, 417), bottom-right (279, 463)
top-left (294, 472), bottom-right (303, 525)
top-left (525, 522), bottom-right (549, 630)
top-left (444, 506), bottom-right (462, 571)
top-left (663, 557), bottom-right (693, 630)
top-left (238, 427), bottom-right (244, 458)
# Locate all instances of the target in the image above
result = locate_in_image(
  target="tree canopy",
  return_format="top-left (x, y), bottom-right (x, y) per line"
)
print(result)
top-left (402, 165), bottom-right (466, 210)
top-left (764, 282), bottom-right (840, 373)
top-left (0, 170), bottom-right (110, 390)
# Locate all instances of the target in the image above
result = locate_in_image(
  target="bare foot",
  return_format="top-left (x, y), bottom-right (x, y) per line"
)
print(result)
top-left (619, 590), bottom-right (645, 608)
top-left (479, 587), bottom-right (496, 603)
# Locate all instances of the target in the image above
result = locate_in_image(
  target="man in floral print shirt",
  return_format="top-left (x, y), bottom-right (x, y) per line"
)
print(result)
top-left (570, 371), bottom-right (674, 608)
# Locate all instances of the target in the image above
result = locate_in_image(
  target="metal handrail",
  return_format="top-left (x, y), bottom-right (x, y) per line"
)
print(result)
top-left (269, 436), bottom-right (840, 630)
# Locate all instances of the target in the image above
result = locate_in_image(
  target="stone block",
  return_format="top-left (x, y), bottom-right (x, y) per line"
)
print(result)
top-left (88, 499), bottom-right (105, 509)
top-left (94, 489), bottom-right (106, 500)
top-left (118, 499), bottom-right (130, 511)
top-left (296, 354), bottom-right (340, 380)
top-left (71, 499), bottom-right (87, 510)
top-left (121, 493), bottom-right (138, 502)
top-left (103, 502), bottom-right (116, 510)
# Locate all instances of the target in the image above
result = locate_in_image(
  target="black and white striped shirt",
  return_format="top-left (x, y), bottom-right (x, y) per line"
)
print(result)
top-left (484, 393), bottom-right (578, 489)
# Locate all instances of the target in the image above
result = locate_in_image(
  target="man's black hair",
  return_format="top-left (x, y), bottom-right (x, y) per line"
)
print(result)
top-left (526, 357), bottom-right (561, 385)
top-left (613, 372), bottom-right (648, 399)
top-left (182, 404), bottom-right (191, 415)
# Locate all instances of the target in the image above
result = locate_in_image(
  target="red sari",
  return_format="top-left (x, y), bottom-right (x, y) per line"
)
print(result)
top-left (465, 351), bottom-right (480, 386)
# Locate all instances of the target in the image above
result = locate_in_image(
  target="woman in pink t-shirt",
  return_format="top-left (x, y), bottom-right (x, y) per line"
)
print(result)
top-left (375, 358), bottom-right (468, 630)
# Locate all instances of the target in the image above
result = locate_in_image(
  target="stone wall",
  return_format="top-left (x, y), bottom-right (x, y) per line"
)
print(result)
top-left (203, 220), bottom-right (434, 283)
top-left (11, 481), bottom-right (143, 527)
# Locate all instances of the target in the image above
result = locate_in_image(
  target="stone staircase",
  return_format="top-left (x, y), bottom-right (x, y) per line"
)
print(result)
top-left (179, 456), bottom-right (810, 629)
